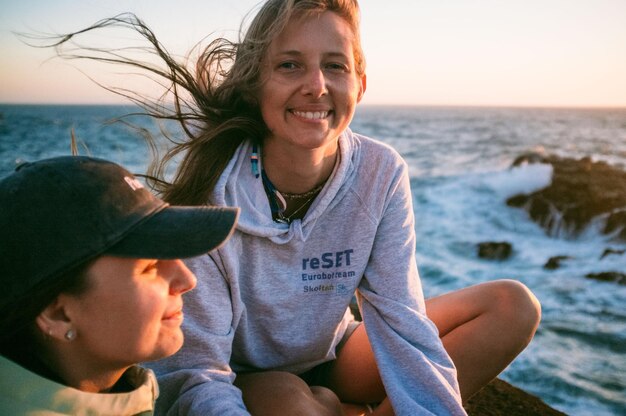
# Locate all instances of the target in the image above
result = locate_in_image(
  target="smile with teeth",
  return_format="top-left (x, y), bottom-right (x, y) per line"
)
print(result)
top-left (291, 110), bottom-right (330, 120)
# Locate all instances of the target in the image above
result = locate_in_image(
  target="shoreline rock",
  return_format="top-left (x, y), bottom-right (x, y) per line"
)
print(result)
top-left (507, 154), bottom-right (626, 241)
top-left (465, 378), bottom-right (567, 415)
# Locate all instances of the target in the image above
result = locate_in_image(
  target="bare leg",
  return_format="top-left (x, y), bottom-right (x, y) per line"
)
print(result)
top-left (425, 279), bottom-right (541, 400)
top-left (235, 371), bottom-right (346, 416)
top-left (236, 280), bottom-right (540, 414)
top-left (325, 325), bottom-right (394, 416)
top-left (322, 279), bottom-right (540, 413)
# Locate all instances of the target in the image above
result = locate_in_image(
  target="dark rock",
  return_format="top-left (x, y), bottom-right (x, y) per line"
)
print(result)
top-left (506, 194), bottom-right (529, 207)
top-left (544, 256), bottom-right (572, 270)
top-left (506, 155), bottom-right (626, 240)
top-left (511, 151), bottom-right (548, 167)
top-left (585, 272), bottom-right (626, 285)
top-left (478, 242), bottom-right (513, 260)
top-left (605, 211), bottom-right (626, 240)
top-left (600, 248), bottom-right (625, 260)
top-left (465, 378), bottom-right (567, 416)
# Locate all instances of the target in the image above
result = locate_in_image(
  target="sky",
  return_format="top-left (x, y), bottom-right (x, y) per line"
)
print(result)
top-left (1, 0), bottom-right (625, 107)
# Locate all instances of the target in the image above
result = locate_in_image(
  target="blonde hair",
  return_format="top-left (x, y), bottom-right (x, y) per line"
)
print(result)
top-left (44, 1), bottom-right (365, 205)
top-left (160, 0), bottom-right (365, 205)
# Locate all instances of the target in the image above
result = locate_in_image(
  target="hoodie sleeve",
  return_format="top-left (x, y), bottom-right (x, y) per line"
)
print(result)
top-left (146, 254), bottom-right (250, 416)
top-left (357, 159), bottom-right (467, 415)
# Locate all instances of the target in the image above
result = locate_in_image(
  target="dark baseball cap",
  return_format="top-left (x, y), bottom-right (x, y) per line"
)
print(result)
top-left (0, 156), bottom-right (239, 300)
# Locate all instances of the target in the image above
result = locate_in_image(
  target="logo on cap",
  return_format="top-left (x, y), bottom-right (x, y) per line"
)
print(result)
top-left (124, 176), bottom-right (145, 191)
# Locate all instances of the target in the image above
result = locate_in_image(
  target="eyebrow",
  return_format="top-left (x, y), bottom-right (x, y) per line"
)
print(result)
top-left (273, 50), bottom-right (350, 60)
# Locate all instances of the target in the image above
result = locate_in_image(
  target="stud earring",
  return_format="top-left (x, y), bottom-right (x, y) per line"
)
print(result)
top-left (64, 329), bottom-right (76, 341)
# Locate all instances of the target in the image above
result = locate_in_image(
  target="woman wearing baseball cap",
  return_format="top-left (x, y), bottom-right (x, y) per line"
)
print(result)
top-left (0, 156), bottom-right (238, 415)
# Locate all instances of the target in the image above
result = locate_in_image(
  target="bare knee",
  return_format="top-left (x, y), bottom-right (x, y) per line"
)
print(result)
top-left (236, 371), bottom-right (343, 416)
top-left (310, 386), bottom-right (344, 415)
top-left (488, 279), bottom-right (541, 341)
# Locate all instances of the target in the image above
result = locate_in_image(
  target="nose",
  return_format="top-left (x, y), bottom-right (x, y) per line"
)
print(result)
top-left (301, 68), bottom-right (328, 97)
top-left (166, 259), bottom-right (197, 295)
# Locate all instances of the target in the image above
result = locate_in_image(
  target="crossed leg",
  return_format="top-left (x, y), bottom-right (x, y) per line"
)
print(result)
top-left (325, 279), bottom-right (541, 413)
top-left (235, 279), bottom-right (541, 415)
top-left (425, 279), bottom-right (541, 399)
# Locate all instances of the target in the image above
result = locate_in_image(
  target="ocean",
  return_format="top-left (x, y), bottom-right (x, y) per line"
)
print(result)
top-left (1, 104), bottom-right (625, 415)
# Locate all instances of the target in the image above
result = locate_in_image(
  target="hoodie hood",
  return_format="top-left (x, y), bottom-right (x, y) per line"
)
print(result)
top-left (211, 129), bottom-right (358, 244)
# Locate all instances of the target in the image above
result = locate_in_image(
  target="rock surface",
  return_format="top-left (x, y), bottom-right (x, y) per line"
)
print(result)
top-left (465, 378), bottom-right (567, 416)
top-left (477, 242), bottom-right (513, 260)
top-left (543, 255), bottom-right (572, 270)
top-left (507, 154), bottom-right (626, 240)
top-left (585, 271), bottom-right (626, 285)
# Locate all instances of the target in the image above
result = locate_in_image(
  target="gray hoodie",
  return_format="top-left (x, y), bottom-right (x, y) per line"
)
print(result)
top-left (147, 129), bottom-right (466, 415)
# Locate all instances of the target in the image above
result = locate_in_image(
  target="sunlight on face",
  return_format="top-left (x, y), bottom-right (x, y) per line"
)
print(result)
top-left (258, 11), bottom-right (366, 153)
top-left (65, 256), bottom-right (196, 368)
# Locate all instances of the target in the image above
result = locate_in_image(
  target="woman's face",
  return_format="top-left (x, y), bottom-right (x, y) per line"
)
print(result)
top-left (62, 256), bottom-right (196, 368)
top-left (258, 11), bottom-right (366, 154)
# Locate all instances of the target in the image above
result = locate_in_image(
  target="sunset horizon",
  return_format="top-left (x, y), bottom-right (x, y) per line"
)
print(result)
top-left (1, 0), bottom-right (624, 108)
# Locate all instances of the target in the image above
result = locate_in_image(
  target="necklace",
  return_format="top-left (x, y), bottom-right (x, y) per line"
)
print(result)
top-left (253, 143), bottom-right (325, 224)
top-left (260, 169), bottom-right (322, 223)
top-left (282, 192), bottom-right (319, 222)
top-left (281, 183), bottom-right (325, 199)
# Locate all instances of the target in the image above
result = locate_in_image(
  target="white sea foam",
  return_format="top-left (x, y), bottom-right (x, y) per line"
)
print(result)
top-left (481, 163), bottom-right (553, 199)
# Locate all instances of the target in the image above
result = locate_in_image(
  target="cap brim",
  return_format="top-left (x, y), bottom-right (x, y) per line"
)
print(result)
top-left (107, 206), bottom-right (239, 259)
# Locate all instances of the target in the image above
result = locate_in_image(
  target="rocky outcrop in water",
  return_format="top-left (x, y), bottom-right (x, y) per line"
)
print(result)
top-left (585, 272), bottom-right (626, 285)
top-left (507, 154), bottom-right (626, 241)
top-left (600, 248), bottom-right (626, 259)
top-left (507, 153), bottom-right (626, 286)
top-left (543, 255), bottom-right (572, 270)
top-left (538, 249), bottom-right (625, 285)
top-left (477, 242), bottom-right (513, 260)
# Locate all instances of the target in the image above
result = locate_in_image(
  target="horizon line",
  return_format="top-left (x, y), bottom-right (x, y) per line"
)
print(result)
top-left (1, 102), bottom-right (625, 111)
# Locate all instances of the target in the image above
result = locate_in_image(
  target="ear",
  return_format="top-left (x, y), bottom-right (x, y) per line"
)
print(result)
top-left (357, 73), bottom-right (367, 103)
top-left (35, 297), bottom-right (73, 342)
